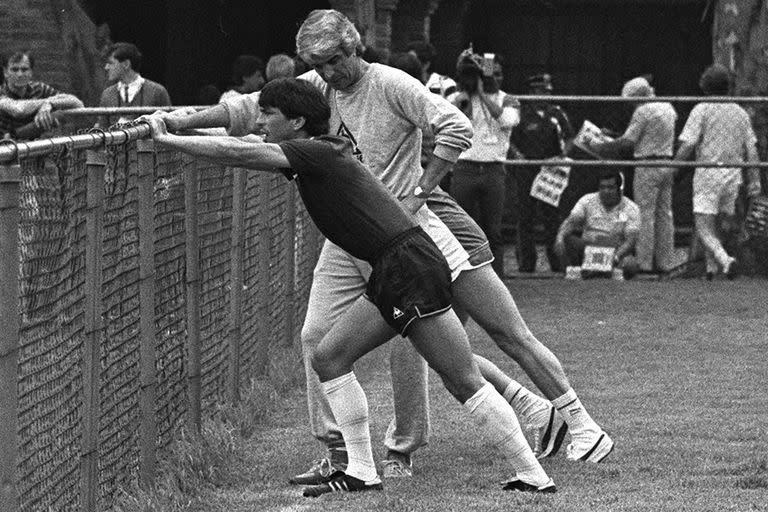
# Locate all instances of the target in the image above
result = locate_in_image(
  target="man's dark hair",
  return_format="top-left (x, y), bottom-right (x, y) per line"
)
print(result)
top-left (109, 42), bottom-right (143, 72)
top-left (388, 52), bottom-right (423, 82)
top-left (598, 170), bottom-right (623, 189)
top-left (2, 51), bottom-right (34, 70)
top-left (258, 78), bottom-right (330, 136)
top-left (231, 55), bottom-right (264, 86)
top-left (406, 41), bottom-right (436, 65)
top-left (699, 64), bottom-right (731, 96)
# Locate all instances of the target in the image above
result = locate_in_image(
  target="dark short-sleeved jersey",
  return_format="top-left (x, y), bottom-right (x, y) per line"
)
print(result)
top-left (511, 103), bottom-right (573, 159)
top-left (278, 135), bottom-right (418, 261)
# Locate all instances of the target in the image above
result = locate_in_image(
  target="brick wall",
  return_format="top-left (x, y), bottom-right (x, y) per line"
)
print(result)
top-left (0, 0), bottom-right (106, 105)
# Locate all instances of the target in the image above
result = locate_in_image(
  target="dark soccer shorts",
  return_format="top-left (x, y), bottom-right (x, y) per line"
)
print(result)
top-left (365, 227), bottom-right (453, 336)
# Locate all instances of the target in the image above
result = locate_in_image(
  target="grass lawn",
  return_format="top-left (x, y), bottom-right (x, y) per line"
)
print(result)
top-left (145, 278), bottom-right (768, 512)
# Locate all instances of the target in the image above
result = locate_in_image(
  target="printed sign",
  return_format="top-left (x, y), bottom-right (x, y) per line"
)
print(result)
top-left (530, 158), bottom-right (572, 208)
top-left (573, 120), bottom-right (614, 158)
top-left (582, 245), bottom-right (615, 273)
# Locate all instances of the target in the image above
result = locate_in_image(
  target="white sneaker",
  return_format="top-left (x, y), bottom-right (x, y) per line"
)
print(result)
top-left (566, 430), bottom-right (614, 463)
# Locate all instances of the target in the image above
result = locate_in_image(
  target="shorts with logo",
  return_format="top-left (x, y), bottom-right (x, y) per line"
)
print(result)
top-left (364, 227), bottom-right (453, 336)
top-left (693, 168), bottom-right (742, 216)
top-left (426, 186), bottom-right (494, 267)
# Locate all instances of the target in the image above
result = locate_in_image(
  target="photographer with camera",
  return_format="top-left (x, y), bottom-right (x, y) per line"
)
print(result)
top-left (448, 49), bottom-right (520, 276)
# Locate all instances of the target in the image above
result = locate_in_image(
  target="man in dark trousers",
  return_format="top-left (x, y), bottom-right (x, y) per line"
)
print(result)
top-left (510, 73), bottom-right (574, 273)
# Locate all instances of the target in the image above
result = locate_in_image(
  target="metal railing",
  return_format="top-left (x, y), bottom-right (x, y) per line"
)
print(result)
top-left (0, 118), bottom-right (322, 511)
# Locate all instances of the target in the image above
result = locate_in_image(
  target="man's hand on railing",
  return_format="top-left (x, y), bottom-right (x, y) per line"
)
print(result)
top-left (34, 101), bottom-right (56, 131)
top-left (158, 107), bottom-right (197, 133)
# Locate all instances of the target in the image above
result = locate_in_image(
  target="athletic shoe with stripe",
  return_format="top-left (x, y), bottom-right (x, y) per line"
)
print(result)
top-left (288, 457), bottom-right (345, 485)
top-left (531, 405), bottom-right (569, 459)
top-left (502, 477), bottom-right (557, 493)
top-left (302, 473), bottom-right (384, 497)
top-left (566, 431), bottom-right (614, 463)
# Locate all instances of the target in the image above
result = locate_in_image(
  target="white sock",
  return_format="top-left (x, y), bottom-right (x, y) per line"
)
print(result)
top-left (465, 383), bottom-right (550, 486)
top-left (502, 381), bottom-right (551, 429)
top-left (322, 372), bottom-right (378, 482)
top-left (552, 388), bottom-right (600, 440)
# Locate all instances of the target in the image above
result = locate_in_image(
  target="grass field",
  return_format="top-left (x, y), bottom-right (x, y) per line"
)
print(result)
top-left (125, 277), bottom-right (768, 512)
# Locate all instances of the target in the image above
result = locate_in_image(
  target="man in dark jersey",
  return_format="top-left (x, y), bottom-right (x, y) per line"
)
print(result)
top-left (146, 78), bottom-right (556, 497)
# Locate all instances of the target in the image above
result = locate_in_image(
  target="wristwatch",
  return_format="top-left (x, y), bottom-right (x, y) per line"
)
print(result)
top-left (413, 185), bottom-right (431, 199)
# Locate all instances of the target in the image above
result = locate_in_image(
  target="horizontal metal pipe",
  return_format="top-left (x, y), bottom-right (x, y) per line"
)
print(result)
top-left (0, 124), bottom-right (152, 163)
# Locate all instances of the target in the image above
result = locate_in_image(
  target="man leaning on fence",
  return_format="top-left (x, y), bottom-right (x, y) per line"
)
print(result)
top-left (674, 64), bottom-right (762, 279)
top-left (587, 76), bottom-right (677, 274)
top-left (0, 51), bottom-right (84, 140)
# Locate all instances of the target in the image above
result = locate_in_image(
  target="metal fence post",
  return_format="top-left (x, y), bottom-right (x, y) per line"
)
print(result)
top-left (136, 140), bottom-right (157, 486)
top-left (256, 174), bottom-right (273, 374)
top-left (283, 185), bottom-right (296, 346)
top-left (228, 169), bottom-right (246, 402)
top-left (184, 156), bottom-right (201, 430)
top-left (0, 163), bottom-right (21, 512)
top-left (81, 151), bottom-right (106, 512)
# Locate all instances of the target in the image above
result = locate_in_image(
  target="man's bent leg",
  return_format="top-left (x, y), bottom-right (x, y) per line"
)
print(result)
top-left (292, 241), bottom-right (370, 484)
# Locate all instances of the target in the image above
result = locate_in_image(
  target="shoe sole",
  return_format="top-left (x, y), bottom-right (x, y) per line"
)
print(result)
top-left (303, 480), bottom-right (383, 497)
top-left (537, 408), bottom-right (569, 459)
top-left (577, 433), bottom-right (614, 463)
top-left (289, 468), bottom-right (342, 485)
top-left (502, 478), bottom-right (557, 494)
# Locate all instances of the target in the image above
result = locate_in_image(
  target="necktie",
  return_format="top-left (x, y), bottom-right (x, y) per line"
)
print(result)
top-left (122, 85), bottom-right (130, 104)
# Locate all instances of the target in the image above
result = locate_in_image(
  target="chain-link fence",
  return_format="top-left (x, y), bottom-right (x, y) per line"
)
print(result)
top-left (0, 123), bottom-right (323, 511)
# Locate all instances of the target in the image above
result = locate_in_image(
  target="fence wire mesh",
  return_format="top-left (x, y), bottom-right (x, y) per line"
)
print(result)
top-left (9, 137), bottom-right (321, 511)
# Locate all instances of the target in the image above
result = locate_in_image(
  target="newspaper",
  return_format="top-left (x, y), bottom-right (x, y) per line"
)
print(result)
top-left (572, 119), bottom-right (614, 159)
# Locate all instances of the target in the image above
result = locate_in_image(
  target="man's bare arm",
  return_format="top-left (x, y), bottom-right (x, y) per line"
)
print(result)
top-left (400, 155), bottom-right (454, 214)
top-left (148, 116), bottom-right (287, 170)
top-left (162, 104), bottom-right (232, 132)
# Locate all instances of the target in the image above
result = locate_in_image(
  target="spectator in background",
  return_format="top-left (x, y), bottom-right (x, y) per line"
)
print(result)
top-left (195, 84), bottom-right (221, 105)
top-left (674, 64), bottom-right (762, 278)
top-left (555, 170), bottom-right (640, 277)
top-left (587, 76), bottom-right (677, 274)
top-left (0, 51), bottom-right (84, 140)
top-left (220, 54), bottom-right (265, 101)
top-left (510, 73), bottom-right (574, 273)
top-left (97, 42), bottom-right (171, 127)
top-left (266, 53), bottom-right (296, 81)
top-left (407, 41), bottom-right (457, 97)
top-left (448, 49), bottom-right (520, 276)
top-left (293, 55), bottom-right (310, 77)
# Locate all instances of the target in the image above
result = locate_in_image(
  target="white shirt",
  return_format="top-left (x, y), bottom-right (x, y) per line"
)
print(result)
top-left (118, 75), bottom-right (146, 103)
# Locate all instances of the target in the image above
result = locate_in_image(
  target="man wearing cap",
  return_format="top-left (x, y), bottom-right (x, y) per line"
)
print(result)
top-left (587, 76), bottom-right (677, 273)
top-left (674, 64), bottom-right (761, 278)
top-left (509, 73), bottom-right (574, 273)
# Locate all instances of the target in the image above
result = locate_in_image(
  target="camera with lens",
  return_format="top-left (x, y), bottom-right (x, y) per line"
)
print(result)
top-left (456, 45), bottom-right (498, 94)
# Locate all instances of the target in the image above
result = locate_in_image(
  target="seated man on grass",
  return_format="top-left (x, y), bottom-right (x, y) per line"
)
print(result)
top-left (555, 170), bottom-right (641, 278)
top-left (145, 77), bottom-right (557, 498)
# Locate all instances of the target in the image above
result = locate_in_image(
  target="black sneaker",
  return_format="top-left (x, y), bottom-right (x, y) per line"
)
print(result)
top-left (502, 477), bottom-right (557, 493)
top-left (288, 458), bottom-right (345, 485)
top-left (724, 258), bottom-right (740, 280)
top-left (303, 473), bottom-right (383, 497)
